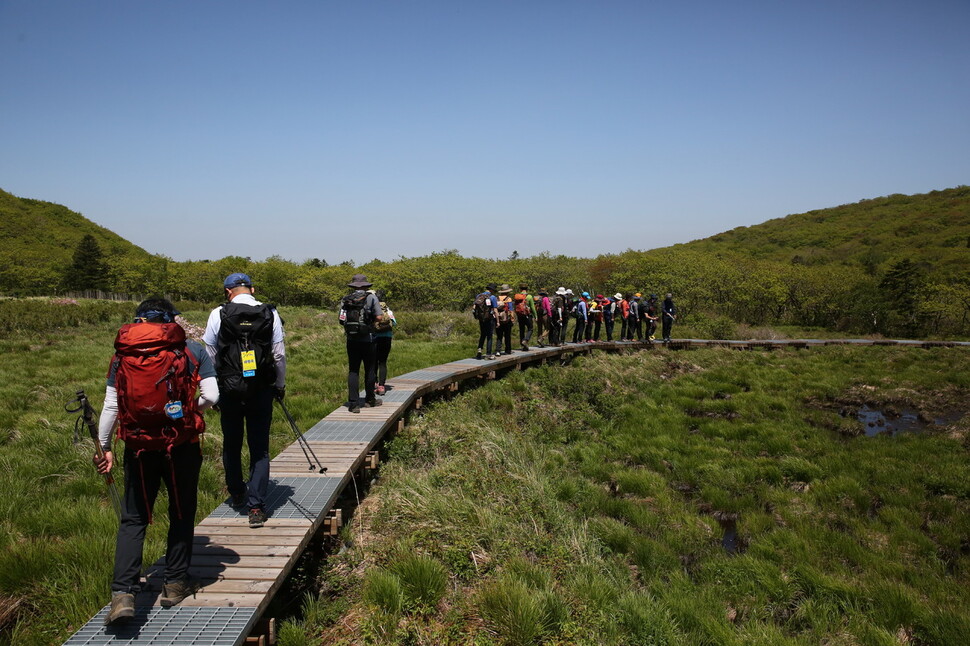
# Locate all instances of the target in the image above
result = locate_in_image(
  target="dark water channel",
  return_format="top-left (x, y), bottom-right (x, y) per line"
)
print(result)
top-left (856, 406), bottom-right (961, 437)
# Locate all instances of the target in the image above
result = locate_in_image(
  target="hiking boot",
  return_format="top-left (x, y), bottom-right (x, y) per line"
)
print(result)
top-left (160, 577), bottom-right (199, 608)
top-left (249, 507), bottom-right (267, 528)
top-left (476, 349), bottom-right (483, 360)
top-left (105, 592), bottom-right (135, 625)
top-left (365, 398), bottom-right (383, 407)
top-left (486, 354), bottom-right (495, 360)
top-left (521, 344), bottom-right (529, 351)
top-left (348, 403), bottom-right (361, 413)
top-left (229, 492), bottom-right (246, 508)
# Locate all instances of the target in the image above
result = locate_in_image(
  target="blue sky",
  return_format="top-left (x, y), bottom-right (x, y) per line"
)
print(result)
top-left (2, 0), bottom-right (968, 263)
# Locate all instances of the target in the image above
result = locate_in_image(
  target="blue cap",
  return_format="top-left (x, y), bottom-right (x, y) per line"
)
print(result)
top-left (224, 273), bottom-right (252, 289)
top-left (582, 291), bottom-right (590, 298)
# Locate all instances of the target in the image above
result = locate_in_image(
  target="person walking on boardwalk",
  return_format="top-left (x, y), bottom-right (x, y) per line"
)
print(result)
top-left (625, 293), bottom-right (640, 341)
top-left (535, 289), bottom-right (551, 348)
top-left (662, 292), bottom-right (677, 342)
top-left (203, 273), bottom-right (286, 529)
top-left (473, 283), bottom-right (498, 360)
top-left (587, 294), bottom-right (602, 341)
top-left (645, 294), bottom-right (660, 341)
top-left (560, 289), bottom-right (574, 343)
top-left (551, 287), bottom-right (567, 346)
top-left (604, 292), bottom-right (621, 342)
top-left (372, 290), bottom-right (396, 396)
top-left (96, 298), bottom-right (219, 624)
top-left (514, 283), bottom-right (537, 351)
top-left (572, 293), bottom-right (588, 343)
top-left (338, 274), bottom-right (385, 412)
top-left (619, 293), bottom-right (631, 340)
top-left (495, 284), bottom-right (515, 355)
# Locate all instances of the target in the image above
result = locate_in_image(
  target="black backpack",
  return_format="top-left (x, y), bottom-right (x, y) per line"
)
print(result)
top-left (216, 302), bottom-right (277, 395)
top-left (341, 290), bottom-right (373, 336)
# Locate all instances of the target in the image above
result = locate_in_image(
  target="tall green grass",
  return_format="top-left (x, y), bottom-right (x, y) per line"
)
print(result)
top-left (300, 345), bottom-right (970, 645)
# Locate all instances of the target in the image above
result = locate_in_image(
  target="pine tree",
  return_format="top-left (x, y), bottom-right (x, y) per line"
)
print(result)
top-left (64, 234), bottom-right (108, 291)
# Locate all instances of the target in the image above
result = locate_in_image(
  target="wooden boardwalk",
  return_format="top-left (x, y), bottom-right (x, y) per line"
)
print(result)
top-left (63, 336), bottom-right (970, 645)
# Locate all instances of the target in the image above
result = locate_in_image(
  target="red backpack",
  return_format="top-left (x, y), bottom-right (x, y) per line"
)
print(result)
top-left (111, 322), bottom-right (203, 453)
top-left (513, 293), bottom-right (529, 316)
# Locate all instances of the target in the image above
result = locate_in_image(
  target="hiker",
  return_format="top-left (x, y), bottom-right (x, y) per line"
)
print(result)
top-left (645, 294), bottom-right (660, 341)
top-left (338, 274), bottom-right (384, 411)
top-left (95, 298), bottom-right (218, 624)
top-left (619, 294), bottom-right (630, 340)
top-left (473, 283), bottom-right (498, 360)
top-left (495, 284), bottom-right (514, 355)
top-left (561, 289), bottom-right (574, 342)
top-left (203, 273), bottom-right (286, 529)
top-left (514, 283), bottom-right (537, 351)
top-left (372, 290), bottom-right (396, 396)
top-left (662, 292), bottom-right (677, 342)
top-left (586, 293), bottom-right (601, 341)
top-left (632, 293), bottom-right (645, 341)
top-left (572, 293), bottom-right (588, 343)
top-left (550, 287), bottom-right (567, 346)
top-left (535, 289), bottom-right (551, 348)
top-left (604, 293), bottom-right (621, 342)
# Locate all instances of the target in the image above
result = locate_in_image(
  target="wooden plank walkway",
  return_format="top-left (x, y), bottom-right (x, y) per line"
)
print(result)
top-left (63, 336), bottom-right (970, 644)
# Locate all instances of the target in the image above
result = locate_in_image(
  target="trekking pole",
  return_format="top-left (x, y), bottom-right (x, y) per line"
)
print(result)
top-left (275, 394), bottom-right (327, 474)
top-left (66, 390), bottom-right (123, 520)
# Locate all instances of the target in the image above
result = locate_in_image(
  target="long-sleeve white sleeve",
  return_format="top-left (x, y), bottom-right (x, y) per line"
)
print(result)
top-left (98, 386), bottom-right (119, 451)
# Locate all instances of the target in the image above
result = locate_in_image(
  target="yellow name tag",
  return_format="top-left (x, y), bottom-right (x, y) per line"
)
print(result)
top-left (241, 350), bottom-right (257, 377)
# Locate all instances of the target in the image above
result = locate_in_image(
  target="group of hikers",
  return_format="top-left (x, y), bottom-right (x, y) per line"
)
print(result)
top-left (94, 272), bottom-right (395, 625)
top-left (90, 272), bottom-right (673, 626)
top-left (473, 283), bottom-right (677, 359)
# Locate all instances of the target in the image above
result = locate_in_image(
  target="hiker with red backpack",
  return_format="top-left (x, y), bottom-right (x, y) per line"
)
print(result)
top-left (514, 283), bottom-right (537, 351)
top-left (203, 273), bottom-right (286, 529)
top-left (95, 298), bottom-right (219, 625)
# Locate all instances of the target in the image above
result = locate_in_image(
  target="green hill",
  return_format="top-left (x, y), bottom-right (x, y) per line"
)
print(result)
top-left (679, 186), bottom-right (970, 275)
top-left (0, 188), bottom-right (155, 295)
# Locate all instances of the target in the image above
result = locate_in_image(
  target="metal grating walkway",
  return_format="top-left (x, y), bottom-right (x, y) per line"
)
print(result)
top-left (65, 607), bottom-right (257, 646)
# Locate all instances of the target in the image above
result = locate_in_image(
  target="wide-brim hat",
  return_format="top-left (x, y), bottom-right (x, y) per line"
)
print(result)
top-left (538, 289), bottom-right (548, 296)
top-left (556, 287), bottom-right (567, 295)
top-left (613, 293), bottom-right (622, 300)
top-left (498, 284), bottom-right (512, 294)
top-left (348, 273), bottom-right (373, 288)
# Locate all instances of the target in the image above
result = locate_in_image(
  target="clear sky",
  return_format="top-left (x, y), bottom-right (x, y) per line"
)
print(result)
top-left (2, 0), bottom-right (968, 264)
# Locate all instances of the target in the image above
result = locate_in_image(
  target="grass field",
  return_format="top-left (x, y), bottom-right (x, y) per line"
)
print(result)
top-left (282, 345), bottom-right (970, 645)
top-left (1, 299), bottom-right (968, 645)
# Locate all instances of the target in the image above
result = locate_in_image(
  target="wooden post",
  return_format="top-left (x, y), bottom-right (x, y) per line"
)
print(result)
top-left (254, 618), bottom-right (277, 645)
top-left (415, 397), bottom-right (423, 409)
top-left (397, 419), bottom-right (405, 433)
top-left (449, 381), bottom-right (459, 392)
top-left (324, 508), bottom-right (343, 536)
top-left (365, 451), bottom-right (379, 470)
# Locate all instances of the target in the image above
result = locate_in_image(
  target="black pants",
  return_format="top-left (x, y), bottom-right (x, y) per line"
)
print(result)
top-left (536, 315), bottom-right (547, 346)
top-left (573, 318), bottom-right (586, 342)
top-left (347, 337), bottom-right (377, 404)
top-left (663, 315), bottom-right (673, 340)
top-left (221, 386), bottom-right (274, 510)
top-left (589, 318), bottom-right (601, 341)
top-left (560, 316), bottom-right (569, 344)
top-left (604, 317), bottom-right (614, 341)
top-left (549, 320), bottom-right (561, 346)
top-left (496, 321), bottom-right (513, 354)
top-left (113, 441), bottom-right (202, 592)
top-left (375, 336), bottom-right (392, 385)
top-left (477, 318), bottom-right (495, 356)
top-left (517, 313), bottom-right (533, 347)
top-left (620, 317), bottom-right (628, 340)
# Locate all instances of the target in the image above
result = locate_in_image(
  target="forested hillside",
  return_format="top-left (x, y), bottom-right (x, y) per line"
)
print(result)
top-left (2, 186), bottom-right (968, 338)
top-left (682, 187), bottom-right (970, 275)
top-left (0, 189), bottom-right (156, 295)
